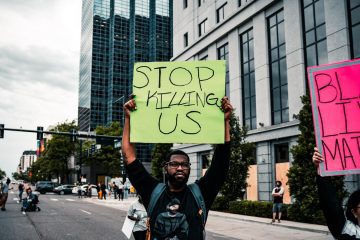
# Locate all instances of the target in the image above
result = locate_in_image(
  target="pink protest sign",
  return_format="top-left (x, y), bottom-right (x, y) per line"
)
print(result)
top-left (308, 59), bottom-right (360, 176)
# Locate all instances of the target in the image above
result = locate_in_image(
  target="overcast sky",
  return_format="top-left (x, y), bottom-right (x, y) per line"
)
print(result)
top-left (0, 0), bottom-right (82, 177)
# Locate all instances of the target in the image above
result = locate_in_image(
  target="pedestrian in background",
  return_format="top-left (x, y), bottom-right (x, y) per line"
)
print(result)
top-left (77, 183), bottom-right (82, 198)
top-left (100, 182), bottom-right (106, 200)
top-left (97, 183), bottom-right (101, 199)
top-left (112, 182), bottom-right (118, 199)
top-left (18, 182), bottom-right (24, 202)
top-left (1, 178), bottom-right (12, 211)
top-left (118, 182), bottom-right (124, 201)
top-left (271, 180), bottom-right (284, 223)
top-left (127, 195), bottom-right (147, 240)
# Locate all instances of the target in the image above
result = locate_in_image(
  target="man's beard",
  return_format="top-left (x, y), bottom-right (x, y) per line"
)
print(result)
top-left (166, 171), bottom-right (189, 190)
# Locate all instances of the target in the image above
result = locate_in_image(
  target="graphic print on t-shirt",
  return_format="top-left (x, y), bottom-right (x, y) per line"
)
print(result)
top-left (153, 198), bottom-right (189, 240)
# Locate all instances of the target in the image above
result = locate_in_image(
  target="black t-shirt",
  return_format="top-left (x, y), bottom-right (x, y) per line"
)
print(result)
top-left (126, 142), bottom-right (230, 240)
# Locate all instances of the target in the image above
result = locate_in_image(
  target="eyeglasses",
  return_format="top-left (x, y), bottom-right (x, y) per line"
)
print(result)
top-left (166, 161), bottom-right (191, 169)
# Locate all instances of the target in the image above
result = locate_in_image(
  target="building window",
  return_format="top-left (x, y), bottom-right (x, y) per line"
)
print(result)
top-left (268, 10), bottom-right (289, 125)
top-left (302, 0), bottom-right (327, 67)
top-left (183, 0), bottom-right (188, 9)
top-left (184, 32), bottom-right (188, 47)
top-left (216, 3), bottom-right (227, 23)
top-left (348, 0), bottom-right (360, 58)
top-left (217, 43), bottom-right (230, 96)
top-left (274, 143), bottom-right (289, 163)
top-left (198, 0), bottom-right (205, 7)
top-left (241, 29), bottom-right (256, 130)
top-left (199, 19), bottom-right (207, 37)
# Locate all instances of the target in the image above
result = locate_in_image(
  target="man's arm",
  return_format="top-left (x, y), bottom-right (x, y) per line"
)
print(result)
top-left (313, 148), bottom-right (346, 238)
top-left (198, 97), bottom-right (233, 209)
top-left (122, 98), bottom-right (137, 165)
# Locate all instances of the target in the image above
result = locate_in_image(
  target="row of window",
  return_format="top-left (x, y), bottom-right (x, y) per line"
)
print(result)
top-left (183, 1), bottom-right (253, 46)
top-left (189, 0), bottom-right (358, 131)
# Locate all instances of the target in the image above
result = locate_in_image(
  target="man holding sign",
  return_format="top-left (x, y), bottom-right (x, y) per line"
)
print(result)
top-left (122, 61), bottom-right (232, 239)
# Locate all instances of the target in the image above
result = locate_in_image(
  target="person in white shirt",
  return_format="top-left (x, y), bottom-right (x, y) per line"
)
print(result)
top-left (127, 195), bottom-right (148, 240)
top-left (271, 180), bottom-right (284, 223)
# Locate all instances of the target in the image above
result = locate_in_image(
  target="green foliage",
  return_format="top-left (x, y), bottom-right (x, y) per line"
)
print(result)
top-left (210, 196), bottom-right (230, 211)
top-left (287, 95), bottom-right (347, 223)
top-left (0, 168), bottom-right (6, 179)
top-left (83, 122), bottom-right (122, 177)
top-left (151, 143), bottom-right (173, 181)
top-left (28, 121), bottom-right (78, 184)
top-left (218, 113), bottom-right (255, 201)
top-left (228, 200), bottom-right (289, 219)
top-left (95, 121), bottom-right (121, 136)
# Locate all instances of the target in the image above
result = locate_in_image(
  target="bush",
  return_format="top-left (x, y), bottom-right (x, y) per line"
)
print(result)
top-left (211, 196), bottom-right (230, 211)
top-left (211, 196), bottom-right (290, 219)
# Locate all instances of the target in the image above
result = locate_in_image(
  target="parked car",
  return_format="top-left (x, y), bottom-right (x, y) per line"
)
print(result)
top-left (72, 184), bottom-right (98, 197)
top-left (54, 185), bottom-right (75, 195)
top-left (35, 181), bottom-right (56, 194)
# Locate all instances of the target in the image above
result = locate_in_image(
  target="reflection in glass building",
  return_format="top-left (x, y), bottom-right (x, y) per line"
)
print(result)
top-left (78, 0), bottom-right (172, 163)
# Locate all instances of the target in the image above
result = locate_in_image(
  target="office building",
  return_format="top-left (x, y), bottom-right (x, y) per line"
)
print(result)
top-left (78, 0), bottom-right (173, 182)
top-left (172, 0), bottom-right (360, 203)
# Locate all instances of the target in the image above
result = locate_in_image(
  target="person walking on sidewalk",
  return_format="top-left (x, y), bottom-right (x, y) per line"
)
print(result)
top-left (271, 180), bottom-right (284, 223)
top-left (121, 96), bottom-right (232, 239)
top-left (118, 182), bottom-right (124, 201)
top-left (112, 182), bottom-right (118, 199)
top-left (313, 148), bottom-right (360, 239)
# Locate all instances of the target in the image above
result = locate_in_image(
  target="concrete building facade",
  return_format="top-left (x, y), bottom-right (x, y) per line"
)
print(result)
top-left (19, 150), bottom-right (37, 173)
top-left (172, 0), bottom-right (360, 202)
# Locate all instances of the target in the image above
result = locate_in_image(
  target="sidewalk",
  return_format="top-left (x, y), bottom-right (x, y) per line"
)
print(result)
top-left (82, 195), bottom-right (330, 235)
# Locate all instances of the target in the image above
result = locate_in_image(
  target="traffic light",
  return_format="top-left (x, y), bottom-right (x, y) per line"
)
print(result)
top-left (0, 124), bottom-right (4, 138)
top-left (70, 129), bottom-right (77, 142)
top-left (90, 144), bottom-right (96, 155)
top-left (37, 126), bottom-right (43, 140)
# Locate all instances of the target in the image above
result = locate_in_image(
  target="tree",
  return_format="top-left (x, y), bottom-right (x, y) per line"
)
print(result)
top-left (151, 143), bottom-right (173, 181)
top-left (287, 95), bottom-right (347, 223)
top-left (218, 113), bottom-right (255, 201)
top-left (0, 168), bottom-right (6, 179)
top-left (83, 122), bottom-right (122, 178)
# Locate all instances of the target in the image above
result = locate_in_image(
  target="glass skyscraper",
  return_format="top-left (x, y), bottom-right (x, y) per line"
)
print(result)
top-left (78, 0), bottom-right (172, 162)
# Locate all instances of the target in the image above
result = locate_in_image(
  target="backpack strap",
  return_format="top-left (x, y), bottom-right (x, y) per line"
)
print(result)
top-left (147, 182), bottom-right (166, 217)
top-left (188, 183), bottom-right (207, 226)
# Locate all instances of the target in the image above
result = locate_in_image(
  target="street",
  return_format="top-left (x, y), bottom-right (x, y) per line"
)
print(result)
top-left (0, 188), bottom-right (333, 240)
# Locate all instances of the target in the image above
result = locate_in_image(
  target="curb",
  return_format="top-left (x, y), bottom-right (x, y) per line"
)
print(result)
top-left (209, 211), bottom-right (331, 235)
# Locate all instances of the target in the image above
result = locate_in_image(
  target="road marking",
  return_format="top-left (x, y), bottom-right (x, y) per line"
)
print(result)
top-left (13, 198), bottom-right (19, 201)
top-left (66, 199), bottom-right (75, 202)
top-left (10, 191), bottom-right (15, 194)
top-left (50, 198), bottom-right (59, 201)
top-left (80, 209), bottom-right (91, 215)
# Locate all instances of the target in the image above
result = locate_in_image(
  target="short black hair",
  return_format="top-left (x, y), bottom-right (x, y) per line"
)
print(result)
top-left (346, 189), bottom-right (360, 224)
top-left (165, 150), bottom-right (190, 163)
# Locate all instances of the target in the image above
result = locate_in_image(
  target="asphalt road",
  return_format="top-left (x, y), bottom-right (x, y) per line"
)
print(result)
top-left (0, 187), bottom-right (333, 240)
top-left (0, 191), bottom-right (130, 240)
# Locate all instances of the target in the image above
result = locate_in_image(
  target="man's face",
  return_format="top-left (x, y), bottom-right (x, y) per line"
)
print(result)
top-left (166, 154), bottom-right (191, 189)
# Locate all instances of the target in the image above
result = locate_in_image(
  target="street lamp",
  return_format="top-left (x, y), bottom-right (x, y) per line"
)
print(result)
top-left (113, 95), bottom-right (125, 127)
top-left (113, 95), bottom-right (126, 182)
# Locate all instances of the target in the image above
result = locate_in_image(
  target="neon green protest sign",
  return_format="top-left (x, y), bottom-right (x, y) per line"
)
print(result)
top-left (131, 60), bottom-right (226, 144)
